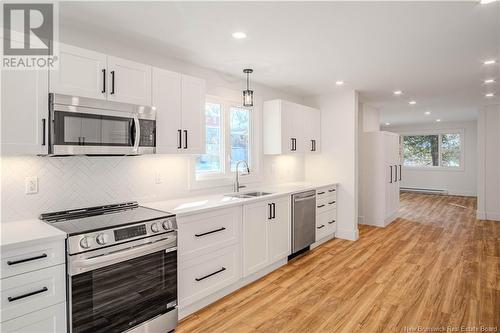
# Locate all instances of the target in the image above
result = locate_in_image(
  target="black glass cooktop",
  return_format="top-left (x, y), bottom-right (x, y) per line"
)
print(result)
top-left (40, 202), bottom-right (173, 235)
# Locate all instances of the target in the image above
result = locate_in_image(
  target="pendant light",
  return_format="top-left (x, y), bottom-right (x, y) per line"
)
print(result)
top-left (243, 68), bottom-right (254, 107)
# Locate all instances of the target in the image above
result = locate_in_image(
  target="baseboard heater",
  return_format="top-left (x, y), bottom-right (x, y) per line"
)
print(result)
top-left (400, 187), bottom-right (448, 195)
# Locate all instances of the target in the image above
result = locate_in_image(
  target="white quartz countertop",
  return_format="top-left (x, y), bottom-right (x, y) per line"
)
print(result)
top-left (143, 181), bottom-right (338, 217)
top-left (1, 218), bottom-right (67, 250)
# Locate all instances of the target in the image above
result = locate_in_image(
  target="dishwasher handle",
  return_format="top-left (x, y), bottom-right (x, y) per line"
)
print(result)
top-left (294, 194), bottom-right (316, 203)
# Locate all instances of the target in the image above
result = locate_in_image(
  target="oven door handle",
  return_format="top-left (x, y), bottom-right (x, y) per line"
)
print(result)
top-left (69, 237), bottom-right (176, 276)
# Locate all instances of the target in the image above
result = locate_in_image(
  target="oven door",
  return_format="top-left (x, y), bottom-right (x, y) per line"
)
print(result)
top-left (51, 107), bottom-right (140, 156)
top-left (68, 237), bottom-right (177, 333)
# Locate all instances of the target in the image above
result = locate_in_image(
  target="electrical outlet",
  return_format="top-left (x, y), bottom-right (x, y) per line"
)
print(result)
top-left (155, 172), bottom-right (163, 184)
top-left (25, 177), bottom-right (38, 194)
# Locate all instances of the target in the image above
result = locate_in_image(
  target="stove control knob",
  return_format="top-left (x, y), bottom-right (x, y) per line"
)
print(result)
top-left (96, 233), bottom-right (109, 245)
top-left (162, 219), bottom-right (172, 230)
top-left (151, 223), bottom-right (160, 233)
top-left (80, 236), bottom-right (93, 249)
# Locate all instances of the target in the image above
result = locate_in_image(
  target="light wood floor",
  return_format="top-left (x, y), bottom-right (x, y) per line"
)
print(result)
top-left (177, 193), bottom-right (499, 333)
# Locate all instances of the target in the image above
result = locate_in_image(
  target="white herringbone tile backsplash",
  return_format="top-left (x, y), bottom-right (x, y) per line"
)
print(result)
top-left (1, 154), bottom-right (305, 222)
top-left (1, 155), bottom-right (192, 222)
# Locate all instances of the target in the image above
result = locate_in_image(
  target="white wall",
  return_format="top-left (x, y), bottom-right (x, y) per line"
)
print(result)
top-left (0, 25), bottom-right (306, 222)
top-left (477, 104), bottom-right (500, 221)
top-left (304, 90), bottom-right (359, 241)
top-left (383, 121), bottom-right (477, 197)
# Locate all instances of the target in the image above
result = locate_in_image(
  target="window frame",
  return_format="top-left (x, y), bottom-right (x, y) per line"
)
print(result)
top-left (189, 94), bottom-right (262, 190)
top-left (401, 129), bottom-right (465, 171)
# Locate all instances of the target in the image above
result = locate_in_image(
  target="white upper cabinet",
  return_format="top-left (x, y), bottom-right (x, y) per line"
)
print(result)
top-left (107, 56), bottom-right (152, 105)
top-left (243, 196), bottom-right (290, 277)
top-left (50, 44), bottom-right (151, 105)
top-left (304, 106), bottom-right (321, 153)
top-left (153, 69), bottom-right (206, 154)
top-left (263, 99), bottom-right (321, 154)
top-left (152, 68), bottom-right (182, 153)
top-left (1, 69), bottom-right (49, 155)
top-left (49, 44), bottom-right (107, 100)
top-left (181, 75), bottom-right (206, 154)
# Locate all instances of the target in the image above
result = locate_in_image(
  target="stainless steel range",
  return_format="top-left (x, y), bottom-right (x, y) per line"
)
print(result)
top-left (40, 202), bottom-right (178, 333)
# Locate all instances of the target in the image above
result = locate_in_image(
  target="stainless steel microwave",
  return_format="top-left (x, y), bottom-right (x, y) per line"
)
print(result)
top-left (46, 93), bottom-right (155, 156)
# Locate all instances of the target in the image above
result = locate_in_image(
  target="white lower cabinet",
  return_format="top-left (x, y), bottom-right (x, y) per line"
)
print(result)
top-left (315, 185), bottom-right (338, 242)
top-left (243, 196), bottom-right (291, 277)
top-left (0, 302), bottom-right (66, 333)
top-left (179, 244), bottom-right (240, 308)
top-left (0, 239), bottom-right (66, 333)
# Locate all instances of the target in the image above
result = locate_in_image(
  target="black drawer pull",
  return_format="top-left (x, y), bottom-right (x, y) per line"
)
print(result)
top-left (8, 287), bottom-right (48, 302)
top-left (7, 253), bottom-right (47, 266)
top-left (317, 225), bottom-right (325, 229)
top-left (328, 189), bottom-right (335, 192)
top-left (195, 227), bottom-right (226, 237)
top-left (328, 201), bottom-right (336, 205)
top-left (328, 220), bottom-right (336, 224)
top-left (195, 267), bottom-right (226, 282)
top-left (317, 204), bottom-right (325, 208)
top-left (317, 191), bottom-right (325, 195)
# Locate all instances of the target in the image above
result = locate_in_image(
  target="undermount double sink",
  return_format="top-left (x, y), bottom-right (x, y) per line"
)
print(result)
top-left (225, 191), bottom-right (273, 199)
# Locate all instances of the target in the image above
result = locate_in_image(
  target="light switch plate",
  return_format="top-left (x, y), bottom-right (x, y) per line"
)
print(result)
top-left (25, 177), bottom-right (38, 194)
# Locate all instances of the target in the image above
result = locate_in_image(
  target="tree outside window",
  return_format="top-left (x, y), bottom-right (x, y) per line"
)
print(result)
top-left (403, 133), bottom-right (462, 168)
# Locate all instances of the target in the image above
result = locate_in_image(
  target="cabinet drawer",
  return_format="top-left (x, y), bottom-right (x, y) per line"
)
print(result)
top-left (316, 211), bottom-right (335, 241)
top-left (178, 207), bottom-right (241, 260)
top-left (316, 185), bottom-right (336, 198)
top-left (1, 265), bottom-right (66, 322)
top-left (1, 240), bottom-right (65, 279)
top-left (0, 302), bottom-right (66, 333)
top-left (179, 244), bottom-right (240, 308)
top-left (316, 196), bottom-right (336, 214)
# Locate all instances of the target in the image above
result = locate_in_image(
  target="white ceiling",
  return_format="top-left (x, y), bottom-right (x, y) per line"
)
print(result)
top-left (60, 1), bottom-right (499, 125)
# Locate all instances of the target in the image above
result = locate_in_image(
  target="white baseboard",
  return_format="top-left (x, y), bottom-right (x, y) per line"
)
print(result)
top-left (178, 258), bottom-right (288, 319)
top-left (477, 211), bottom-right (486, 220)
top-left (336, 227), bottom-right (359, 241)
top-left (486, 211), bottom-right (500, 221)
top-left (311, 233), bottom-right (334, 249)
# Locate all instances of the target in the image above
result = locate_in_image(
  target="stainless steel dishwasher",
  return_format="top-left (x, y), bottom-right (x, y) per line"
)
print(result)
top-left (291, 190), bottom-right (316, 256)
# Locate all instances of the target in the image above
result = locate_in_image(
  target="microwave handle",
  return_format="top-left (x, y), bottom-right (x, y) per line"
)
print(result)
top-left (133, 115), bottom-right (140, 152)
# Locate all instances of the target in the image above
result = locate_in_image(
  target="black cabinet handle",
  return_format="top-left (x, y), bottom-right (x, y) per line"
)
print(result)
top-left (328, 201), bottom-right (336, 205)
top-left (102, 69), bottom-right (106, 93)
top-left (399, 164), bottom-right (402, 181)
top-left (183, 130), bottom-right (188, 149)
top-left (41, 119), bottom-right (46, 146)
top-left (110, 70), bottom-right (115, 94)
top-left (291, 138), bottom-right (296, 151)
top-left (328, 220), bottom-right (336, 224)
top-left (317, 191), bottom-right (325, 195)
top-left (394, 164), bottom-right (398, 183)
top-left (317, 225), bottom-right (325, 229)
top-left (328, 189), bottom-right (335, 192)
top-left (7, 253), bottom-right (47, 266)
top-left (390, 166), bottom-right (393, 184)
top-left (195, 227), bottom-right (226, 237)
top-left (272, 203), bottom-right (276, 219)
top-left (177, 129), bottom-right (182, 149)
top-left (268, 203), bottom-right (272, 219)
top-left (311, 140), bottom-right (315, 151)
top-left (195, 267), bottom-right (226, 282)
top-left (8, 287), bottom-right (48, 302)
top-left (317, 204), bottom-right (325, 208)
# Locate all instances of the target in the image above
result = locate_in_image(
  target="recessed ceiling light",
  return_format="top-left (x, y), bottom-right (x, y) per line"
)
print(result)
top-left (393, 90), bottom-right (403, 95)
top-left (479, 0), bottom-right (497, 4)
top-left (385, 122), bottom-right (391, 126)
top-left (483, 59), bottom-right (496, 65)
top-left (485, 93), bottom-right (495, 97)
top-left (424, 111), bottom-right (431, 115)
top-left (436, 119), bottom-right (441, 122)
top-left (335, 81), bottom-right (344, 86)
top-left (232, 32), bottom-right (247, 39)
top-left (484, 79), bottom-right (496, 84)
top-left (409, 100), bottom-right (416, 105)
